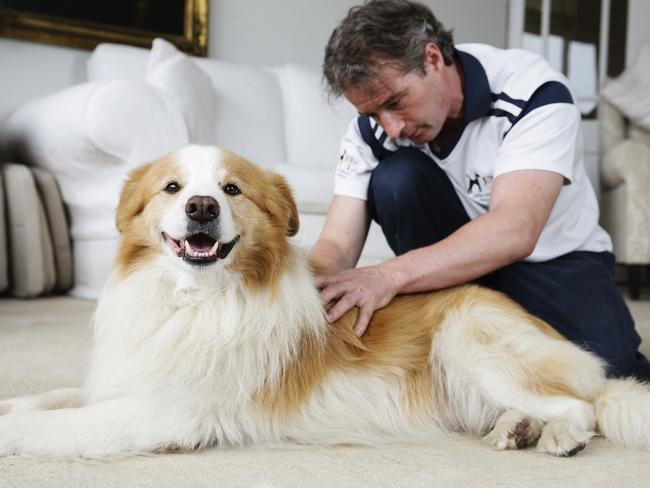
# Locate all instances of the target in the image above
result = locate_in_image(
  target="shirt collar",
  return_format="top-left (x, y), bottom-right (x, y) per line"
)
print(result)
top-left (455, 49), bottom-right (491, 122)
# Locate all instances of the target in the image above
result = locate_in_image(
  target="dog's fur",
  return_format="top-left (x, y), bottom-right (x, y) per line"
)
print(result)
top-left (1, 145), bottom-right (649, 458)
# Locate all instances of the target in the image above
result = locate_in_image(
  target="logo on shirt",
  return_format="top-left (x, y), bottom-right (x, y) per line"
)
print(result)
top-left (465, 172), bottom-right (493, 206)
top-left (336, 149), bottom-right (362, 178)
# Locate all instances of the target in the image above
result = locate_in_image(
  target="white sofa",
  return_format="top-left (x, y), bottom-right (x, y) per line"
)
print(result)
top-left (3, 39), bottom-right (393, 299)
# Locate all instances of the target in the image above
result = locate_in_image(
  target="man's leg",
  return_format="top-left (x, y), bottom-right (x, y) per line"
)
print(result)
top-left (483, 252), bottom-right (650, 380)
top-left (367, 147), bottom-right (470, 254)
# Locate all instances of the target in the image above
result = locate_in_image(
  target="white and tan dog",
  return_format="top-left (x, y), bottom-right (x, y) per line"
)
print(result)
top-left (1, 145), bottom-right (649, 458)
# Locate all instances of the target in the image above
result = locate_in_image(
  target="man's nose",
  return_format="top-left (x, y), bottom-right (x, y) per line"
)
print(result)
top-left (379, 111), bottom-right (405, 139)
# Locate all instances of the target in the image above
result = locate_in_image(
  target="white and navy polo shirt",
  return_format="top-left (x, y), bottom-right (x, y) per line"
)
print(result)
top-left (334, 43), bottom-right (612, 262)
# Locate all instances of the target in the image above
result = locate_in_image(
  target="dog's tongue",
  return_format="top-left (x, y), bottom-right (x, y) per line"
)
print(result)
top-left (188, 233), bottom-right (216, 252)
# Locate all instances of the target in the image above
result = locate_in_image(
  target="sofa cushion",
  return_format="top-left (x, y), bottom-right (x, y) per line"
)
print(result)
top-left (87, 41), bottom-right (287, 170)
top-left (87, 43), bottom-right (148, 82)
top-left (194, 59), bottom-right (287, 169)
top-left (146, 38), bottom-right (217, 145)
top-left (32, 168), bottom-right (73, 293)
top-left (1, 163), bottom-right (56, 298)
top-left (275, 64), bottom-right (356, 169)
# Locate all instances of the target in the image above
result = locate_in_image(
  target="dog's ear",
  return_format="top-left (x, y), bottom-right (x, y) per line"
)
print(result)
top-left (268, 173), bottom-right (300, 237)
top-left (115, 163), bottom-right (152, 233)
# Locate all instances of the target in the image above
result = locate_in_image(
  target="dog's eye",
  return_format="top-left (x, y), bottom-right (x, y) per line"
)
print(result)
top-left (223, 183), bottom-right (241, 196)
top-left (164, 181), bottom-right (181, 194)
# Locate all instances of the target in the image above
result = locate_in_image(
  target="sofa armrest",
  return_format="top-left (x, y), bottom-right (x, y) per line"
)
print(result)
top-left (600, 140), bottom-right (650, 264)
top-left (2, 80), bottom-right (192, 298)
top-left (601, 139), bottom-right (650, 190)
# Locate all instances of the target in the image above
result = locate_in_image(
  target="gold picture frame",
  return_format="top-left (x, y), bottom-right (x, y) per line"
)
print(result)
top-left (0, 0), bottom-right (208, 56)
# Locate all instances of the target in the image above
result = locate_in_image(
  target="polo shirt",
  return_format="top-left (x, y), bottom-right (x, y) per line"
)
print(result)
top-left (334, 43), bottom-right (612, 262)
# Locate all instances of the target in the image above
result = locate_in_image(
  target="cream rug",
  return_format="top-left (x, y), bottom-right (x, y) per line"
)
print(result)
top-left (1, 296), bottom-right (649, 488)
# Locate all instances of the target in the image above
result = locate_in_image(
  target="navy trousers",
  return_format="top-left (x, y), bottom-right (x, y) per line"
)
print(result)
top-left (367, 147), bottom-right (650, 380)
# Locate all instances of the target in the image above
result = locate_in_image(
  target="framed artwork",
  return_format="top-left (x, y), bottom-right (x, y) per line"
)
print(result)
top-left (0, 0), bottom-right (208, 56)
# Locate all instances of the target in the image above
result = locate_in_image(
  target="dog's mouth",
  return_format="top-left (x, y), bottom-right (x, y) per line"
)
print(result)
top-left (162, 232), bottom-right (240, 266)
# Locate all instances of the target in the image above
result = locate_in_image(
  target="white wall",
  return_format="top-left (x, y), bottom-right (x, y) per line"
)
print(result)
top-left (0, 39), bottom-right (90, 119)
top-left (0, 0), bottom-right (507, 119)
top-left (209, 0), bottom-right (507, 67)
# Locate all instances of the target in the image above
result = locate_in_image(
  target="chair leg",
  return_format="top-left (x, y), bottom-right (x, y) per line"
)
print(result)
top-left (627, 265), bottom-right (643, 300)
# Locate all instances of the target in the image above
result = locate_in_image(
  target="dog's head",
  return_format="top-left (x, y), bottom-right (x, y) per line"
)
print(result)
top-left (115, 145), bottom-right (299, 287)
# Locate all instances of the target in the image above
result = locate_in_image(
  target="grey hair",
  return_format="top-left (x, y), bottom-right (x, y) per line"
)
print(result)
top-left (323, 0), bottom-right (454, 98)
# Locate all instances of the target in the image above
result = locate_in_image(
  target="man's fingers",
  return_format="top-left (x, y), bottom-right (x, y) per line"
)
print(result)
top-left (319, 282), bottom-right (349, 305)
top-left (353, 305), bottom-right (374, 337)
top-left (326, 295), bottom-right (357, 323)
top-left (314, 274), bottom-right (338, 289)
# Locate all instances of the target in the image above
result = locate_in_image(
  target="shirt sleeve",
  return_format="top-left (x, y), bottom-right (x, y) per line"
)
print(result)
top-left (333, 118), bottom-right (380, 200)
top-left (495, 101), bottom-right (582, 184)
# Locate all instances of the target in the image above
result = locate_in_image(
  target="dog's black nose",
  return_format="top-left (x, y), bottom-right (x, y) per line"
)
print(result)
top-left (185, 195), bottom-right (220, 223)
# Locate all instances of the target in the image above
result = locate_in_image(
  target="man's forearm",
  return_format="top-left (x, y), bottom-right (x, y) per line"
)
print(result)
top-left (384, 209), bottom-right (535, 294)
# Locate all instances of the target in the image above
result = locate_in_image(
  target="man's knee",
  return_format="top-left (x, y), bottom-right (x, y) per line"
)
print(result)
top-left (368, 147), bottom-right (433, 200)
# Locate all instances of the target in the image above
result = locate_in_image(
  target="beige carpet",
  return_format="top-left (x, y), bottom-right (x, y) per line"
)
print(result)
top-left (1, 296), bottom-right (649, 488)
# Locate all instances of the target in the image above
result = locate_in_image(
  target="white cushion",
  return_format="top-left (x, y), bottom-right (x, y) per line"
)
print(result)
top-left (87, 41), bottom-right (287, 169)
top-left (275, 64), bottom-right (356, 168)
top-left (146, 38), bottom-right (217, 145)
top-left (194, 58), bottom-right (286, 168)
top-left (87, 43), bottom-right (148, 82)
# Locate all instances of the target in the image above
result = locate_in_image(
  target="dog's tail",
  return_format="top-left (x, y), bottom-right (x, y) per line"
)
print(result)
top-left (594, 378), bottom-right (650, 449)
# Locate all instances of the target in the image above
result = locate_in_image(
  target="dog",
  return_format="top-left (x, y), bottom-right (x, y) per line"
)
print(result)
top-left (1, 144), bottom-right (649, 458)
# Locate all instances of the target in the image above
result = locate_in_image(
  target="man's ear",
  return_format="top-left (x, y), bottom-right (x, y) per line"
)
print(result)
top-left (423, 42), bottom-right (444, 71)
top-left (266, 172), bottom-right (300, 237)
top-left (115, 163), bottom-right (152, 233)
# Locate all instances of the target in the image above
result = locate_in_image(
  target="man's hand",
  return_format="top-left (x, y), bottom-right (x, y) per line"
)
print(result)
top-left (315, 265), bottom-right (399, 336)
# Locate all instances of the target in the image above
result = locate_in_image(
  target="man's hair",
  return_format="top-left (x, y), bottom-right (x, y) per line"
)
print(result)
top-left (323, 0), bottom-right (454, 97)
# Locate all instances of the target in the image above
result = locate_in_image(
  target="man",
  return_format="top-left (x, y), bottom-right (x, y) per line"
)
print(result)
top-left (310, 0), bottom-right (650, 379)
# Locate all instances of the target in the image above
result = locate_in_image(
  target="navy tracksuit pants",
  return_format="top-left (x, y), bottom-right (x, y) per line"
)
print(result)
top-left (366, 146), bottom-right (650, 380)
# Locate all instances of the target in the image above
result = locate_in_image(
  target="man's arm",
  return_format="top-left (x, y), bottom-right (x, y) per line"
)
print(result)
top-left (386, 169), bottom-right (563, 292)
top-left (318, 169), bottom-right (564, 335)
top-left (309, 195), bottom-right (371, 275)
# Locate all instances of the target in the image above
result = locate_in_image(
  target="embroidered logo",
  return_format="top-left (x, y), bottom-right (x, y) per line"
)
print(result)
top-left (336, 149), bottom-right (361, 177)
top-left (465, 172), bottom-right (493, 206)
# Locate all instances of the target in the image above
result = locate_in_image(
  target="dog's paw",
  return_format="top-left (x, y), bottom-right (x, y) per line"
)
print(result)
top-left (536, 419), bottom-right (593, 457)
top-left (484, 410), bottom-right (544, 450)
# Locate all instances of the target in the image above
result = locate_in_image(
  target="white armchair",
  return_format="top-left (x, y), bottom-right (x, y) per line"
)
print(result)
top-left (599, 43), bottom-right (650, 299)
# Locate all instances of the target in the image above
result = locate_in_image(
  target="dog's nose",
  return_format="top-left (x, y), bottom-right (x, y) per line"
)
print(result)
top-left (185, 195), bottom-right (220, 223)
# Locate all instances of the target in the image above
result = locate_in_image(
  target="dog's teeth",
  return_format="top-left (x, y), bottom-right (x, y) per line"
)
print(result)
top-left (184, 240), bottom-right (192, 255)
top-left (210, 241), bottom-right (219, 255)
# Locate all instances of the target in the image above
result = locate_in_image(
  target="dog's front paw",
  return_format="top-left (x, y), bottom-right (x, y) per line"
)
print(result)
top-left (484, 410), bottom-right (544, 450)
top-left (536, 419), bottom-right (593, 457)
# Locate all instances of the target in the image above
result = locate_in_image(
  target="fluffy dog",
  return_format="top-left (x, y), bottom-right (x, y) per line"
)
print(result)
top-left (1, 145), bottom-right (649, 458)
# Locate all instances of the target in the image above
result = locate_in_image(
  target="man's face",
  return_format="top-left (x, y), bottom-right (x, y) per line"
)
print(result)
top-left (343, 56), bottom-right (456, 145)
